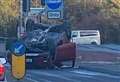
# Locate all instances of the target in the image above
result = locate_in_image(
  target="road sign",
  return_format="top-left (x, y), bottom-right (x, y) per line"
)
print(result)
top-left (10, 41), bottom-right (26, 55)
top-left (48, 11), bottom-right (61, 19)
top-left (12, 55), bottom-right (25, 79)
top-left (30, 8), bottom-right (45, 15)
top-left (46, 0), bottom-right (62, 10)
top-left (46, 0), bottom-right (63, 19)
top-left (11, 41), bottom-right (26, 79)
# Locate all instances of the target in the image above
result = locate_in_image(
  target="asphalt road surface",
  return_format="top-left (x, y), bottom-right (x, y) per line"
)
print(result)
top-left (77, 44), bottom-right (120, 53)
top-left (0, 42), bottom-right (6, 57)
top-left (76, 44), bottom-right (120, 63)
top-left (1, 43), bottom-right (120, 82)
top-left (5, 67), bottom-right (120, 82)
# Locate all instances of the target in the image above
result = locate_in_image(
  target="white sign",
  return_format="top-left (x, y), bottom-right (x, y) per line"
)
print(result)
top-left (30, 8), bottom-right (45, 15)
top-left (47, 11), bottom-right (61, 19)
top-left (47, 0), bottom-right (62, 3)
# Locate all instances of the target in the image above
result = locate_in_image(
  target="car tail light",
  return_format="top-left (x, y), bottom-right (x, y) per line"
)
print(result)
top-left (0, 64), bottom-right (5, 76)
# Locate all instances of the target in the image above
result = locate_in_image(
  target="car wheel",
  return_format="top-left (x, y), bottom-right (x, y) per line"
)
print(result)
top-left (91, 42), bottom-right (97, 45)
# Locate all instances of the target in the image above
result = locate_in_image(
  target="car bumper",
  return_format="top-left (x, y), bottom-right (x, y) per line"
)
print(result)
top-left (26, 52), bottom-right (50, 68)
top-left (0, 74), bottom-right (5, 81)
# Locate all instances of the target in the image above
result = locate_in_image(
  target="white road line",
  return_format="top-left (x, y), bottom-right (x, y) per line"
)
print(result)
top-left (26, 77), bottom-right (53, 82)
top-left (71, 70), bottom-right (120, 79)
top-left (26, 74), bottom-right (52, 82)
top-left (32, 71), bottom-right (81, 82)
top-left (26, 77), bottom-right (39, 82)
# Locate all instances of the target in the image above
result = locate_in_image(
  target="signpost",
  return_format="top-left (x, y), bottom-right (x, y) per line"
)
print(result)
top-left (11, 41), bottom-right (26, 80)
top-left (46, 0), bottom-right (63, 19)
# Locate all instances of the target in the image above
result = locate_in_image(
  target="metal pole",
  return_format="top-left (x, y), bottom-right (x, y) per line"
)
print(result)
top-left (18, 0), bottom-right (23, 39)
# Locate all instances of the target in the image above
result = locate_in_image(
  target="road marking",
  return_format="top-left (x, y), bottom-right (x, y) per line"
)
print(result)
top-left (26, 78), bottom-right (52, 82)
top-left (79, 61), bottom-right (118, 64)
top-left (26, 77), bottom-right (39, 82)
top-left (32, 71), bottom-right (81, 82)
top-left (26, 74), bottom-right (52, 82)
top-left (71, 70), bottom-right (120, 78)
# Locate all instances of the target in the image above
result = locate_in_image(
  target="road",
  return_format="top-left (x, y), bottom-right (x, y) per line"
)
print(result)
top-left (5, 67), bottom-right (120, 82)
top-left (76, 44), bottom-right (120, 64)
top-left (1, 43), bottom-right (120, 82)
top-left (78, 44), bottom-right (120, 53)
top-left (0, 42), bottom-right (6, 57)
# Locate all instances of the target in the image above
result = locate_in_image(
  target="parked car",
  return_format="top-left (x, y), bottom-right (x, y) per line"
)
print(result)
top-left (71, 30), bottom-right (101, 45)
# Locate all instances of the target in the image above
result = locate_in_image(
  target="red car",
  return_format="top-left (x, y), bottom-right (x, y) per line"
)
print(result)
top-left (0, 58), bottom-right (6, 81)
top-left (25, 42), bottom-right (76, 68)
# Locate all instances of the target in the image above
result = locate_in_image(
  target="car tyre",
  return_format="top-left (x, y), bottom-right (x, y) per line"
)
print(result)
top-left (91, 42), bottom-right (97, 45)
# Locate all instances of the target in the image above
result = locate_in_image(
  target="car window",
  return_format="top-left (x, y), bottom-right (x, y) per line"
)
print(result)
top-left (72, 32), bottom-right (78, 37)
top-left (80, 32), bottom-right (98, 37)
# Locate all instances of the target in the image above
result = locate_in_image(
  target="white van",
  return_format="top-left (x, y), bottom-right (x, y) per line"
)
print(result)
top-left (71, 30), bottom-right (101, 45)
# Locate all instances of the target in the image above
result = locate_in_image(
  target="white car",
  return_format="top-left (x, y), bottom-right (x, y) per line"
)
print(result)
top-left (71, 30), bottom-right (101, 45)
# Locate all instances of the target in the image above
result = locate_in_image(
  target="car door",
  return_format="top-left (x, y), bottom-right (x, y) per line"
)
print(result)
top-left (79, 31), bottom-right (90, 44)
top-left (71, 31), bottom-right (79, 44)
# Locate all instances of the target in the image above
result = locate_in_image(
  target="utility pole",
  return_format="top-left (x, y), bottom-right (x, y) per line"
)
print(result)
top-left (18, 0), bottom-right (28, 39)
top-left (84, 0), bottom-right (87, 10)
top-left (18, 0), bottom-right (23, 39)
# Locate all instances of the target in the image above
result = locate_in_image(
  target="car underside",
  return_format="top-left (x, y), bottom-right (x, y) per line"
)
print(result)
top-left (7, 24), bottom-right (76, 69)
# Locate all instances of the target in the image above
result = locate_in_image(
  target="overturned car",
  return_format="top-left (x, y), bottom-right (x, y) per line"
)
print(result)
top-left (7, 24), bottom-right (76, 68)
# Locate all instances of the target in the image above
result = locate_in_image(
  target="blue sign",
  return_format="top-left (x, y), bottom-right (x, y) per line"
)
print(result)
top-left (10, 41), bottom-right (26, 55)
top-left (46, 0), bottom-right (62, 10)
